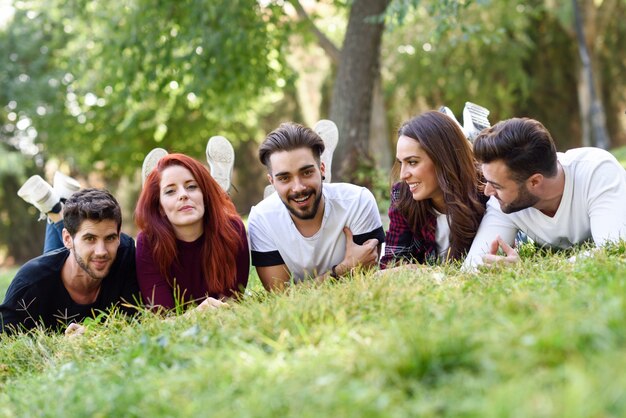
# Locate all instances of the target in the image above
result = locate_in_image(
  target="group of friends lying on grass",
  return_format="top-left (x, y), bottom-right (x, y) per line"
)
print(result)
top-left (2, 110), bottom-right (625, 335)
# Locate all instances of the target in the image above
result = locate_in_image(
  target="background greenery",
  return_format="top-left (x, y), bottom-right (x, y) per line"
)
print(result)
top-left (2, 0), bottom-right (626, 264)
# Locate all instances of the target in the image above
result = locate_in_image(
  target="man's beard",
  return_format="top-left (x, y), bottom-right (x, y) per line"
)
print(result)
top-left (500, 182), bottom-right (540, 214)
top-left (74, 251), bottom-right (110, 281)
top-left (282, 186), bottom-right (323, 220)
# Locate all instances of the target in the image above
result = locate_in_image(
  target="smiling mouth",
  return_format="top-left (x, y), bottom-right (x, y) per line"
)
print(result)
top-left (91, 259), bottom-right (109, 269)
top-left (290, 192), bottom-right (312, 205)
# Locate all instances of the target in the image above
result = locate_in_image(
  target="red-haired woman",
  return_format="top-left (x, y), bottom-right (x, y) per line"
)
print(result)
top-left (135, 153), bottom-right (249, 311)
top-left (380, 111), bottom-right (487, 268)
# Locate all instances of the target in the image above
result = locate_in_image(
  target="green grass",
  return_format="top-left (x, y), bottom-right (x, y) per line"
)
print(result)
top-left (1, 244), bottom-right (626, 417)
top-left (0, 268), bottom-right (17, 302)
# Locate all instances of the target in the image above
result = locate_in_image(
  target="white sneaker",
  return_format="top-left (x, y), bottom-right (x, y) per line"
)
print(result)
top-left (206, 136), bottom-right (235, 192)
top-left (314, 119), bottom-right (338, 183)
top-left (439, 106), bottom-right (467, 138)
top-left (17, 175), bottom-right (61, 216)
top-left (142, 148), bottom-right (168, 185)
top-left (462, 102), bottom-right (491, 141)
top-left (263, 184), bottom-right (275, 199)
top-left (53, 171), bottom-right (81, 201)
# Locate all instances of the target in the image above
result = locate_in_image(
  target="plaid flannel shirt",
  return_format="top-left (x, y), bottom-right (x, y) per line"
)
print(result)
top-left (380, 183), bottom-right (438, 268)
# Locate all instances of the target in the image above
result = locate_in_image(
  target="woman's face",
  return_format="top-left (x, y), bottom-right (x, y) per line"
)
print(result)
top-left (396, 135), bottom-right (445, 211)
top-left (159, 165), bottom-right (205, 239)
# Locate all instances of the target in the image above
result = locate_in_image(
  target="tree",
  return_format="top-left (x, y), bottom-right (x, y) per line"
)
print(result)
top-left (572, 0), bottom-right (610, 149)
top-left (329, 0), bottom-right (391, 184)
top-left (0, 0), bottom-right (291, 179)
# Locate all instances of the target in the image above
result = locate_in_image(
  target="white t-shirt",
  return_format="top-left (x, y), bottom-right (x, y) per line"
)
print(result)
top-left (434, 210), bottom-right (451, 261)
top-left (465, 147), bottom-right (626, 269)
top-left (248, 182), bottom-right (385, 281)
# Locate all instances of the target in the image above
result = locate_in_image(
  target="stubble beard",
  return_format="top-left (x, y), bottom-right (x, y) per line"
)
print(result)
top-left (500, 182), bottom-right (540, 214)
top-left (282, 186), bottom-right (323, 220)
top-left (74, 251), bottom-right (110, 281)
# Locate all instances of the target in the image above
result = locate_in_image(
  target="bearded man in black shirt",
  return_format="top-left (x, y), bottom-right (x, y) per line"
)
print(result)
top-left (0, 188), bottom-right (140, 334)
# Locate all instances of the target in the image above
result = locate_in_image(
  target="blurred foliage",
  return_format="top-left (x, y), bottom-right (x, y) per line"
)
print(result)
top-left (0, 0), bottom-right (293, 179)
top-left (382, 0), bottom-right (626, 149)
top-left (0, 147), bottom-right (46, 264)
top-left (1, 0), bottom-right (625, 264)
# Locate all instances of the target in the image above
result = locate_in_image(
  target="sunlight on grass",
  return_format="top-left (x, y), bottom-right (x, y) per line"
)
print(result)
top-left (0, 246), bottom-right (625, 416)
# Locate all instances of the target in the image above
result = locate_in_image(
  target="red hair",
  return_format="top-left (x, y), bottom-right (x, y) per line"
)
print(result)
top-left (135, 153), bottom-right (242, 294)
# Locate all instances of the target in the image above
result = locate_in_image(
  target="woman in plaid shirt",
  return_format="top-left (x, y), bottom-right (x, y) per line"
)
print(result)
top-left (380, 111), bottom-right (487, 268)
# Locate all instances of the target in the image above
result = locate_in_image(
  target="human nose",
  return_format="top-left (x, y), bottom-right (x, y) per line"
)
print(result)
top-left (94, 239), bottom-right (107, 255)
top-left (291, 177), bottom-right (306, 192)
top-left (177, 186), bottom-right (189, 200)
top-left (484, 182), bottom-right (495, 196)
top-left (400, 163), bottom-right (410, 180)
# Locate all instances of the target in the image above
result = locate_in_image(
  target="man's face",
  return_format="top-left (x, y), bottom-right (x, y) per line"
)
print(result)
top-left (64, 219), bottom-right (120, 281)
top-left (482, 160), bottom-right (539, 214)
top-left (268, 147), bottom-right (325, 221)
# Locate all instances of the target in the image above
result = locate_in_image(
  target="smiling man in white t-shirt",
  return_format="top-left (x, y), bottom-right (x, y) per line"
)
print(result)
top-left (465, 117), bottom-right (626, 269)
top-left (248, 122), bottom-right (385, 291)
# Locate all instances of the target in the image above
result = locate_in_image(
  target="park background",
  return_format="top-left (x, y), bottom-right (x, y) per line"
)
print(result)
top-left (1, 0), bottom-right (626, 266)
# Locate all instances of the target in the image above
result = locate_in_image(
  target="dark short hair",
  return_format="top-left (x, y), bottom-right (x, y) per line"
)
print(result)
top-left (258, 122), bottom-right (325, 170)
top-left (473, 117), bottom-right (558, 182)
top-left (63, 188), bottom-right (122, 236)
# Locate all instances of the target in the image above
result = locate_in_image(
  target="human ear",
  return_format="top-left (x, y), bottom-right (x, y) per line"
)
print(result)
top-left (62, 228), bottom-right (73, 250)
top-left (527, 173), bottom-right (543, 189)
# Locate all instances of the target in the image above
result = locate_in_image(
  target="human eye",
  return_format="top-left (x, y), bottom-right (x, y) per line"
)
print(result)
top-left (186, 183), bottom-right (198, 191)
top-left (303, 169), bottom-right (314, 177)
top-left (408, 159), bottom-right (419, 166)
top-left (276, 176), bottom-right (289, 183)
top-left (105, 234), bottom-right (119, 242)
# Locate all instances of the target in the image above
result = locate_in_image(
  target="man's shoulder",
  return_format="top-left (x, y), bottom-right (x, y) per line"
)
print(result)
top-left (4, 250), bottom-right (67, 296)
top-left (249, 193), bottom-right (287, 223)
top-left (561, 147), bottom-right (625, 182)
top-left (560, 147), bottom-right (619, 166)
top-left (324, 182), bottom-right (374, 203)
top-left (115, 233), bottom-right (135, 258)
top-left (119, 232), bottom-right (135, 248)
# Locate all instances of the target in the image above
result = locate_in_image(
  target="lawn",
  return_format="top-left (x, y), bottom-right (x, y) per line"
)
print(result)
top-left (1, 244), bottom-right (625, 417)
top-left (0, 268), bottom-right (17, 302)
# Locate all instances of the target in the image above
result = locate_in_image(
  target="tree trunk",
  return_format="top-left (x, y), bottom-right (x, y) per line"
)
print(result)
top-left (369, 74), bottom-right (391, 171)
top-left (573, 0), bottom-right (610, 149)
top-left (330, 0), bottom-right (390, 184)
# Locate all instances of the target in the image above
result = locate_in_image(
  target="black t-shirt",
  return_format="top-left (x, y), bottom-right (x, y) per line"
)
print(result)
top-left (0, 233), bottom-right (140, 333)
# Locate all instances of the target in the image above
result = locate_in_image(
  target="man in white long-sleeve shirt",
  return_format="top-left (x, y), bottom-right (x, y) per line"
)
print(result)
top-left (464, 117), bottom-right (626, 269)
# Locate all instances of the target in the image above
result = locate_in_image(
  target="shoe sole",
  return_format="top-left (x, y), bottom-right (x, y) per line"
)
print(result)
top-left (53, 171), bottom-right (81, 201)
top-left (206, 136), bottom-right (234, 192)
top-left (463, 102), bottom-right (491, 141)
top-left (263, 184), bottom-right (275, 199)
top-left (314, 119), bottom-right (338, 183)
top-left (142, 148), bottom-right (168, 185)
top-left (17, 175), bottom-right (60, 214)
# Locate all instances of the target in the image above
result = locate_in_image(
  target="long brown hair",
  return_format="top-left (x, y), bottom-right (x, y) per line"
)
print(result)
top-left (393, 111), bottom-right (485, 260)
top-left (135, 153), bottom-right (242, 293)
